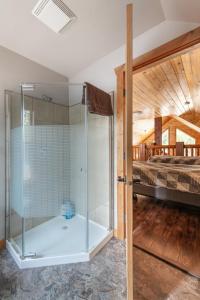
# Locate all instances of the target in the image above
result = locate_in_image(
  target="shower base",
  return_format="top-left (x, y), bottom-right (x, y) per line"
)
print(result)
top-left (7, 215), bottom-right (113, 269)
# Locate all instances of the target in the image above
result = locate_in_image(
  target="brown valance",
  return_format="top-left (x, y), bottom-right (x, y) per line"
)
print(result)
top-left (82, 82), bottom-right (113, 116)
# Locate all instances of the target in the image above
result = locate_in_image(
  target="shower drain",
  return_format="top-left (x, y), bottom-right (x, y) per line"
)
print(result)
top-left (62, 226), bottom-right (68, 230)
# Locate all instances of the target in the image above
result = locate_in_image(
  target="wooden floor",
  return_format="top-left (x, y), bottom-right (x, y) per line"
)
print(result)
top-left (134, 247), bottom-right (200, 300)
top-left (133, 196), bottom-right (200, 278)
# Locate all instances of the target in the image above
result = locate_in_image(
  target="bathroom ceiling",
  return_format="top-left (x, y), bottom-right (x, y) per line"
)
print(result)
top-left (0, 0), bottom-right (163, 78)
top-left (161, 0), bottom-right (200, 23)
top-left (0, 0), bottom-right (199, 78)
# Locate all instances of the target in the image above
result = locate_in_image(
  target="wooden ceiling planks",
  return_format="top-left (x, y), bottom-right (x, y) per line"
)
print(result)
top-left (133, 47), bottom-right (200, 118)
top-left (189, 49), bottom-right (200, 112)
top-left (143, 68), bottom-right (182, 115)
top-left (152, 65), bottom-right (184, 114)
top-left (133, 82), bottom-right (165, 115)
top-left (170, 56), bottom-right (193, 111)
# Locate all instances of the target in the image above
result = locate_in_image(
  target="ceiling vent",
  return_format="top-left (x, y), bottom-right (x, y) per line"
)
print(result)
top-left (32, 0), bottom-right (76, 33)
top-left (21, 84), bottom-right (35, 92)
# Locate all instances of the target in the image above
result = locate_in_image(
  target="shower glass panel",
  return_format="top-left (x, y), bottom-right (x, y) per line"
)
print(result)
top-left (5, 90), bottom-right (24, 256)
top-left (87, 112), bottom-right (113, 249)
top-left (6, 83), bottom-right (113, 268)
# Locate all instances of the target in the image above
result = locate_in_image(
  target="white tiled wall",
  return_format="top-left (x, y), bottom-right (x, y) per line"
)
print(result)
top-left (11, 125), bottom-right (70, 218)
top-left (10, 104), bottom-right (110, 229)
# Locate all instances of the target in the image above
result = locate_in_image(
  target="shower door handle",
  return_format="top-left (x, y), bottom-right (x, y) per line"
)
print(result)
top-left (117, 176), bottom-right (126, 183)
top-left (117, 176), bottom-right (132, 185)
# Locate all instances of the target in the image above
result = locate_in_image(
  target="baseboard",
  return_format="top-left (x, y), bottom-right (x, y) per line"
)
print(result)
top-left (113, 228), bottom-right (126, 240)
top-left (0, 240), bottom-right (6, 250)
top-left (113, 229), bottom-right (118, 238)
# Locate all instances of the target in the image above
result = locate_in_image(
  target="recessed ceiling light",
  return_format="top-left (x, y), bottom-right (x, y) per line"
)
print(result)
top-left (184, 100), bottom-right (190, 105)
top-left (32, 0), bottom-right (76, 33)
top-left (133, 110), bottom-right (143, 115)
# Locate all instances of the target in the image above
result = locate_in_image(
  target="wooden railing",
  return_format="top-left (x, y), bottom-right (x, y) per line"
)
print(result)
top-left (133, 143), bottom-right (200, 161)
top-left (132, 145), bottom-right (140, 161)
top-left (184, 144), bottom-right (200, 156)
top-left (149, 144), bottom-right (176, 157)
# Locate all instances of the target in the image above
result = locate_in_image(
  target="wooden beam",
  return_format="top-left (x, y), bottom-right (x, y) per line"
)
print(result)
top-left (140, 116), bottom-right (171, 144)
top-left (140, 144), bottom-right (147, 161)
top-left (172, 115), bottom-right (200, 133)
top-left (155, 117), bottom-right (162, 145)
top-left (125, 4), bottom-right (133, 300)
top-left (115, 26), bottom-right (200, 75)
top-left (116, 70), bottom-right (126, 240)
top-left (176, 142), bottom-right (184, 156)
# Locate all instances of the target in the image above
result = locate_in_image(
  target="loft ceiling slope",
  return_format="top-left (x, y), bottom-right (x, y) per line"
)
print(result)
top-left (0, 0), bottom-right (200, 77)
top-left (0, 0), bottom-right (165, 77)
top-left (161, 0), bottom-right (200, 23)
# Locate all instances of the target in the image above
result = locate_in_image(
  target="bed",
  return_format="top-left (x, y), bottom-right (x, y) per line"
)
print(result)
top-left (133, 155), bottom-right (200, 207)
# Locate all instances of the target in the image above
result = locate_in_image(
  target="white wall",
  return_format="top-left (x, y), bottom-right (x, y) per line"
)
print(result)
top-left (0, 45), bottom-right (67, 240)
top-left (70, 20), bottom-right (199, 92)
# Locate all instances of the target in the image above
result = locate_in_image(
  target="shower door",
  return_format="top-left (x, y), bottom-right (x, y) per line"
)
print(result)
top-left (6, 84), bottom-right (89, 260)
top-left (87, 110), bottom-right (114, 249)
top-left (21, 83), bottom-right (88, 259)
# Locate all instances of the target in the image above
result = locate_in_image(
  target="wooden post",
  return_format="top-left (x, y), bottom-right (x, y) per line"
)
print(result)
top-left (176, 142), bottom-right (184, 156)
top-left (125, 4), bottom-right (133, 300)
top-left (140, 144), bottom-right (147, 161)
top-left (116, 70), bottom-right (126, 240)
top-left (155, 117), bottom-right (162, 145)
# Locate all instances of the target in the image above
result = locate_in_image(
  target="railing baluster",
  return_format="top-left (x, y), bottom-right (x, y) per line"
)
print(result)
top-left (133, 144), bottom-right (200, 161)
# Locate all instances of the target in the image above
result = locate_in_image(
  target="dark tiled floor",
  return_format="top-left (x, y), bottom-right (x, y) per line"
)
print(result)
top-left (0, 239), bottom-right (126, 300)
top-left (1, 238), bottom-right (200, 300)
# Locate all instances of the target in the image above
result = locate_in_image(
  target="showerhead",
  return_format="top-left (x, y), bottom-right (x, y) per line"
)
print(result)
top-left (42, 95), bottom-right (53, 102)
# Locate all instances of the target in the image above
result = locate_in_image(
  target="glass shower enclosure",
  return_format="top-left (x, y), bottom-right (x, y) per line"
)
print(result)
top-left (5, 83), bottom-right (114, 268)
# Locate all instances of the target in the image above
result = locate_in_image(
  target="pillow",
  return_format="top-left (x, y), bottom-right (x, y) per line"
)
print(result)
top-left (171, 156), bottom-right (200, 165)
top-left (148, 155), bottom-right (173, 163)
top-left (149, 155), bottom-right (200, 165)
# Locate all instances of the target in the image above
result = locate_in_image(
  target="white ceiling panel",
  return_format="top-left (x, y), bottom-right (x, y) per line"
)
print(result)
top-left (0, 0), bottom-right (165, 77)
top-left (161, 0), bottom-right (200, 23)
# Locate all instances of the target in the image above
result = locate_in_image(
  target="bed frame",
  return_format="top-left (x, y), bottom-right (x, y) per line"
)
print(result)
top-left (133, 181), bottom-right (200, 208)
